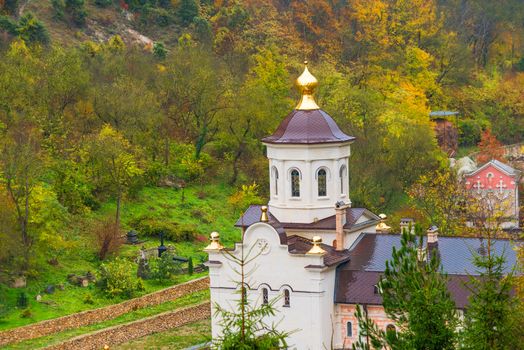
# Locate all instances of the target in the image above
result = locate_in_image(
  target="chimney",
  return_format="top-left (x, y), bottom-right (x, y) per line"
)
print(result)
top-left (335, 201), bottom-right (349, 251)
top-left (427, 226), bottom-right (439, 244)
top-left (400, 218), bottom-right (414, 235)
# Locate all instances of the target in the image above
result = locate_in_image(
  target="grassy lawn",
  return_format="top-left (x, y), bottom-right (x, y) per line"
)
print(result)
top-left (114, 318), bottom-right (211, 350)
top-left (0, 183), bottom-right (242, 331)
top-left (2, 290), bottom-right (209, 350)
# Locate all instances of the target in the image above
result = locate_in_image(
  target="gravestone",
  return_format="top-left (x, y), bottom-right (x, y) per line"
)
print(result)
top-left (45, 285), bottom-right (55, 294)
top-left (11, 276), bottom-right (26, 288)
top-left (126, 230), bottom-right (139, 244)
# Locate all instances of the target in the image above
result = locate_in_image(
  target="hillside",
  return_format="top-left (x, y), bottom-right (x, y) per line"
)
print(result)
top-left (0, 0), bottom-right (523, 348)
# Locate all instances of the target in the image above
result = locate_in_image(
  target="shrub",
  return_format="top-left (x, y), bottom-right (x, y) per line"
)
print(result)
top-left (83, 293), bottom-right (95, 304)
top-left (153, 42), bottom-right (167, 59)
top-left (187, 257), bottom-right (194, 275)
top-left (0, 15), bottom-right (18, 35)
top-left (98, 258), bottom-right (140, 298)
top-left (20, 308), bottom-right (32, 318)
top-left (128, 216), bottom-right (197, 242)
top-left (228, 183), bottom-right (263, 214)
top-left (150, 252), bottom-right (182, 283)
top-left (17, 13), bottom-right (50, 45)
top-left (177, 0), bottom-right (198, 26)
top-left (51, 0), bottom-right (65, 20)
top-left (94, 0), bottom-right (113, 7)
top-left (65, 0), bottom-right (87, 26)
top-left (93, 216), bottom-right (123, 260)
top-left (136, 278), bottom-right (145, 292)
top-left (16, 292), bottom-right (28, 308)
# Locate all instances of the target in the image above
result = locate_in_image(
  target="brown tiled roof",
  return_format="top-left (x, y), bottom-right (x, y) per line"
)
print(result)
top-left (235, 205), bottom-right (380, 231)
top-left (334, 270), bottom-right (472, 309)
top-left (287, 235), bottom-right (350, 267)
top-left (262, 109), bottom-right (355, 144)
top-left (335, 233), bottom-right (519, 309)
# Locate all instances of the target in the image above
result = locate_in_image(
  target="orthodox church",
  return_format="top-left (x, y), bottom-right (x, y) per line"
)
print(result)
top-left (204, 63), bottom-right (518, 349)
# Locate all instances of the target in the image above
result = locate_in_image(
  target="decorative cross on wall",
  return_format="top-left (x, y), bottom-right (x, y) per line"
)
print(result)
top-left (473, 180), bottom-right (484, 193)
top-left (496, 180), bottom-right (507, 194)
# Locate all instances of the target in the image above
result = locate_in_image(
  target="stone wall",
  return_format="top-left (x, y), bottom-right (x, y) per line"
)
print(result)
top-left (0, 276), bottom-right (209, 347)
top-left (44, 302), bottom-right (211, 350)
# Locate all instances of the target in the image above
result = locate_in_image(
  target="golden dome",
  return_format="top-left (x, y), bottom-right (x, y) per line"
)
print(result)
top-left (295, 61), bottom-right (320, 110)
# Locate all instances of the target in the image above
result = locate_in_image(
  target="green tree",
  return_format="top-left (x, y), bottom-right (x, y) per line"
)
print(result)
top-left (0, 122), bottom-right (44, 271)
top-left (408, 170), bottom-right (466, 236)
top-left (65, 0), bottom-right (87, 26)
top-left (213, 238), bottom-right (290, 349)
top-left (84, 124), bottom-right (143, 228)
top-left (177, 0), bottom-right (199, 26)
top-left (16, 13), bottom-right (49, 45)
top-left (353, 227), bottom-right (458, 350)
top-left (461, 235), bottom-right (519, 349)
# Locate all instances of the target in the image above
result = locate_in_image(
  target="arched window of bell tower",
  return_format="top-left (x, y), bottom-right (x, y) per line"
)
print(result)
top-left (290, 169), bottom-right (301, 197)
top-left (316, 168), bottom-right (327, 197)
top-left (271, 166), bottom-right (279, 196)
top-left (339, 165), bottom-right (347, 195)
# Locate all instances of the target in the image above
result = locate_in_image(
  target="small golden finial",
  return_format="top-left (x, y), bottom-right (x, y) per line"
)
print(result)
top-left (103, 346), bottom-right (110, 350)
top-left (295, 61), bottom-right (320, 110)
top-left (204, 232), bottom-right (224, 251)
top-left (307, 236), bottom-right (326, 255)
top-left (260, 205), bottom-right (269, 222)
top-left (375, 214), bottom-right (391, 233)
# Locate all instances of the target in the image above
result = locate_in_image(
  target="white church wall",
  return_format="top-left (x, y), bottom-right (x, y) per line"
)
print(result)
top-left (266, 143), bottom-right (351, 223)
top-left (207, 222), bottom-right (338, 349)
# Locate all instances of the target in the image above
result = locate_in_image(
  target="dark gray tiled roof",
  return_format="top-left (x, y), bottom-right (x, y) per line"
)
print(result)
top-left (262, 109), bottom-right (355, 144)
top-left (335, 233), bottom-right (520, 309)
top-left (235, 205), bottom-right (379, 231)
top-left (346, 233), bottom-right (517, 275)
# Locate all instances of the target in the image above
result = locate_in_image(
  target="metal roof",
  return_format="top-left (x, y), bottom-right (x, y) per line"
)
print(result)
top-left (335, 233), bottom-right (520, 308)
top-left (262, 109), bottom-right (355, 145)
top-left (430, 111), bottom-right (459, 117)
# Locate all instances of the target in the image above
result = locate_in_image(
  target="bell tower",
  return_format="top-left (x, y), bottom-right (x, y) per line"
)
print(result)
top-left (262, 62), bottom-right (355, 224)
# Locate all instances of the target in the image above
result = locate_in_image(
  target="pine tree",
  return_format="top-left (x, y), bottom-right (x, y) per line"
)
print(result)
top-left (461, 237), bottom-right (519, 349)
top-left (187, 256), bottom-right (193, 275)
top-left (353, 226), bottom-right (458, 350)
top-left (177, 0), bottom-right (198, 26)
top-left (213, 239), bottom-right (290, 349)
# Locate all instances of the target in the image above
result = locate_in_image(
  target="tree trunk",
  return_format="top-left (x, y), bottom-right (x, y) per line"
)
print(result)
top-left (115, 190), bottom-right (121, 230)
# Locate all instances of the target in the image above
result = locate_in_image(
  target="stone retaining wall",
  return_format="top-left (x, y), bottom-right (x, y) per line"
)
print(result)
top-left (0, 276), bottom-right (209, 346)
top-left (43, 302), bottom-right (211, 350)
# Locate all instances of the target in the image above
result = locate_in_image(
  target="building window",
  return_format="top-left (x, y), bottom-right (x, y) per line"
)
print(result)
top-left (262, 288), bottom-right (268, 305)
top-left (374, 284), bottom-right (380, 294)
top-left (317, 168), bottom-right (327, 197)
top-left (346, 321), bottom-right (353, 337)
top-left (291, 170), bottom-right (300, 197)
top-left (339, 165), bottom-right (347, 195)
top-left (272, 167), bottom-right (279, 196)
top-left (283, 289), bottom-right (290, 307)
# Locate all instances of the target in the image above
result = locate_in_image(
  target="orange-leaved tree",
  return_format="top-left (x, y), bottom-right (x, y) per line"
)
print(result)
top-left (477, 128), bottom-right (505, 164)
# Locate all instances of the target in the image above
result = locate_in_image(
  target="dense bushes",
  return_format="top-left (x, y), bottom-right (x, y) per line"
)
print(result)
top-left (128, 216), bottom-right (197, 242)
top-left (149, 252), bottom-right (183, 283)
top-left (98, 258), bottom-right (144, 298)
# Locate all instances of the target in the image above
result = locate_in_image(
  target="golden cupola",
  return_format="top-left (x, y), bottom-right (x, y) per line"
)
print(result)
top-left (295, 61), bottom-right (320, 110)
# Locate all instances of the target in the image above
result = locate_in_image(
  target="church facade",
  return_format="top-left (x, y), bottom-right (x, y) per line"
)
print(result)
top-left (464, 159), bottom-right (521, 228)
top-left (205, 63), bottom-right (518, 349)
